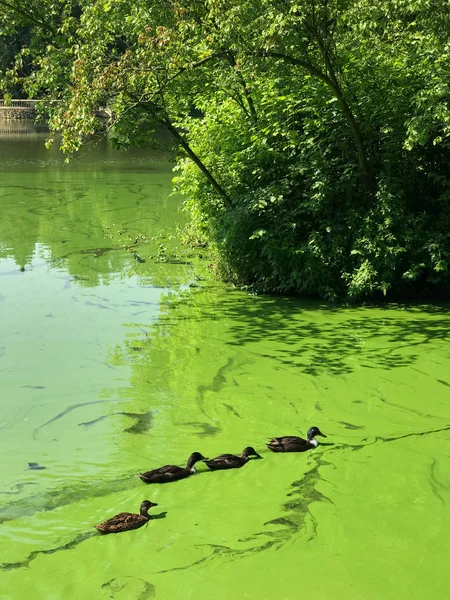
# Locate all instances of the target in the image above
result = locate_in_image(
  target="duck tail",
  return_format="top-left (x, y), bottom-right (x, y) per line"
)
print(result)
top-left (266, 439), bottom-right (281, 452)
top-left (267, 437), bottom-right (280, 445)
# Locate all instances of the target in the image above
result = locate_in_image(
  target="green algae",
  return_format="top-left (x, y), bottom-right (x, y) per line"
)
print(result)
top-left (0, 132), bottom-right (450, 600)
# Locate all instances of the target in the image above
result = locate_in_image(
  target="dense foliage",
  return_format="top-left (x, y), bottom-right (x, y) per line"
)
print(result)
top-left (1, 0), bottom-right (450, 299)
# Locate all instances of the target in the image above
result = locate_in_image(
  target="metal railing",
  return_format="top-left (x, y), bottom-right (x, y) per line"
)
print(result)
top-left (0, 99), bottom-right (39, 109)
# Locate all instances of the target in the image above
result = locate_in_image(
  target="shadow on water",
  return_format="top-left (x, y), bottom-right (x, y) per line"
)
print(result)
top-left (115, 289), bottom-right (450, 433)
top-left (151, 511), bottom-right (168, 520)
top-left (152, 291), bottom-right (450, 377)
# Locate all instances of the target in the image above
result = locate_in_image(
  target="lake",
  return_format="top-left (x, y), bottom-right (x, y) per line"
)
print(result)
top-left (1, 126), bottom-right (449, 600)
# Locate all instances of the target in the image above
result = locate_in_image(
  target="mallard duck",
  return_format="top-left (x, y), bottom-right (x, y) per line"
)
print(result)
top-left (203, 446), bottom-right (262, 470)
top-left (95, 500), bottom-right (158, 534)
top-left (267, 426), bottom-right (327, 452)
top-left (137, 451), bottom-right (207, 483)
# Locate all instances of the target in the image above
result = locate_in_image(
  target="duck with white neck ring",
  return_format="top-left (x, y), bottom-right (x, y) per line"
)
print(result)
top-left (267, 427), bottom-right (327, 452)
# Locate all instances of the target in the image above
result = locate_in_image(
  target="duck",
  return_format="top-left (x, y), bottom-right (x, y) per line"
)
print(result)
top-left (267, 426), bottom-right (327, 452)
top-left (95, 500), bottom-right (158, 534)
top-left (137, 451), bottom-right (207, 483)
top-left (203, 446), bottom-right (262, 470)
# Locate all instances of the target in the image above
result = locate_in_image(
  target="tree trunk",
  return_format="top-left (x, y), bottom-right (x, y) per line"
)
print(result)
top-left (163, 117), bottom-right (232, 208)
top-left (264, 51), bottom-right (375, 191)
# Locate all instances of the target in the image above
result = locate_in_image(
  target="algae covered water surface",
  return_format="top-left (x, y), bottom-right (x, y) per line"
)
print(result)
top-left (0, 132), bottom-right (449, 600)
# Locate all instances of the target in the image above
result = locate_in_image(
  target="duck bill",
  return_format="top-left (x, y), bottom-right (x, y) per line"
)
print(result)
top-left (254, 453), bottom-right (263, 459)
top-left (317, 431), bottom-right (327, 438)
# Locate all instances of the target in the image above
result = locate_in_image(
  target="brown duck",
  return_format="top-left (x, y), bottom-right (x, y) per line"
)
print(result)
top-left (95, 500), bottom-right (158, 534)
top-left (137, 451), bottom-right (207, 483)
top-left (203, 446), bottom-right (262, 470)
top-left (267, 427), bottom-right (327, 452)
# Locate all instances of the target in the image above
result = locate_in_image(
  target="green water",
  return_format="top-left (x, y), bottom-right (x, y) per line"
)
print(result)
top-left (1, 131), bottom-right (450, 600)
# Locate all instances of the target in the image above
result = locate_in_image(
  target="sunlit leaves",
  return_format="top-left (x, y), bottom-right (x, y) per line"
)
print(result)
top-left (1, 0), bottom-right (450, 298)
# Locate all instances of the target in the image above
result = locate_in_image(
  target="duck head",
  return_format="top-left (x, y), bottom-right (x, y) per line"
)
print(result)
top-left (187, 451), bottom-right (208, 472)
top-left (140, 500), bottom-right (158, 515)
top-left (307, 426), bottom-right (327, 440)
top-left (242, 446), bottom-right (262, 459)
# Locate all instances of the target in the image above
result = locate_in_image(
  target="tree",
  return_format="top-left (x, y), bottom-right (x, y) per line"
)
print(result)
top-left (1, 0), bottom-right (450, 299)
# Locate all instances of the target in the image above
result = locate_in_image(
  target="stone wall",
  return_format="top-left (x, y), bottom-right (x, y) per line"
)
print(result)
top-left (0, 107), bottom-right (37, 120)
